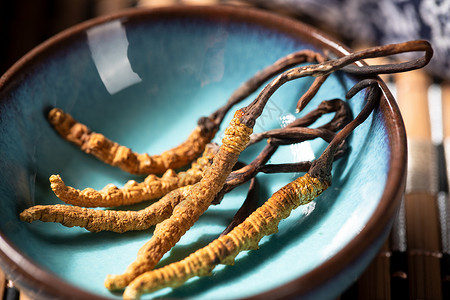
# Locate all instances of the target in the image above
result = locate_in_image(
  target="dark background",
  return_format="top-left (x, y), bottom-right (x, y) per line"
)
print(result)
top-left (1, 1), bottom-right (447, 80)
top-left (0, 0), bottom-right (137, 75)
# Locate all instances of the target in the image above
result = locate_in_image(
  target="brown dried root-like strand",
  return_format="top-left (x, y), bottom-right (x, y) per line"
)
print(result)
top-left (240, 40), bottom-right (433, 127)
top-left (104, 110), bottom-right (253, 291)
top-left (287, 98), bottom-right (353, 133)
top-left (19, 186), bottom-right (191, 233)
top-left (49, 144), bottom-right (218, 207)
top-left (296, 74), bottom-right (329, 113)
top-left (220, 177), bottom-right (259, 236)
top-left (250, 127), bottom-right (336, 145)
top-left (341, 40), bottom-right (433, 75)
top-left (48, 108), bottom-right (216, 175)
top-left (215, 98), bottom-right (352, 203)
top-left (210, 49), bottom-right (326, 126)
top-left (122, 173), bottom-right (328, 300)
top-left (309, 79), bottom-right (382, 182)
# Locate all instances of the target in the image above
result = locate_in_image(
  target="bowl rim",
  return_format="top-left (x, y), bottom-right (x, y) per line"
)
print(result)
top-left (0, 5), bottom-right (406, 300)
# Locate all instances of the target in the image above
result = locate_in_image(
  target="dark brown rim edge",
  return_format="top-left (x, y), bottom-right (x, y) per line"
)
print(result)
top-left (0, 5), bottom-right (406, 300)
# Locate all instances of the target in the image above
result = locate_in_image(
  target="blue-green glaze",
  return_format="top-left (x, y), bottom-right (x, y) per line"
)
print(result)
top-left (0, 9), bottom-right (391, 300)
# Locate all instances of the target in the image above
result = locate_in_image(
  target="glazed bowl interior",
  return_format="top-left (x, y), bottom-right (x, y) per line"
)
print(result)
top-left (0, 6), bottom-right (405, 300)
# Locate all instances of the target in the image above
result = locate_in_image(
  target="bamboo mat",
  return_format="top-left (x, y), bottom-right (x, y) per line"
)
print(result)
top-left (2, 1), bottom-right (449, 299)
top-left (336, 72), bottom-right (450, 300)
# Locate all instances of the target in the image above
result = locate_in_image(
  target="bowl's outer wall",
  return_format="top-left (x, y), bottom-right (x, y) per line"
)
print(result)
top-left (0, 6), bottom-right (406, 300)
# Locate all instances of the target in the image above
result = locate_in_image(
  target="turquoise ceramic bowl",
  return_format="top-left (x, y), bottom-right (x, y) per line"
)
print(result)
top-left (0, 6), bottom-right (406, 300)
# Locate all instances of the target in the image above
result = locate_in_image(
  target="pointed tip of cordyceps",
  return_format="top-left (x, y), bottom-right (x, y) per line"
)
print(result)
top-left (19, 209), bottom-right (33, 223)
top-left (296, 92), bottom-right (315, 113)
top-left (296, 100), bottom-right (307, 114)
top-left (49, 174), bottom-right (62, 182)
top-left (47, 107), bottom-right (66, 126)
top-left (122, 287), bottom-right (140, 300)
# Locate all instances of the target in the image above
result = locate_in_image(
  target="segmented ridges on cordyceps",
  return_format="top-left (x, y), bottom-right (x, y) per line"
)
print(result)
top-left (122, 173), bottom-right (328, 299)
top-left (49, 146), bottom-right (217, 208)
top-left (48, 108), bottom-right (216, 175)
top-left (19, 204), bottom-right (141, 232)
top-left (19, 186), bottom-right (191, 233)
top-left (104, 111), bottom-right (253, 292)
top-left (220, 110), bottom-right (252, 155)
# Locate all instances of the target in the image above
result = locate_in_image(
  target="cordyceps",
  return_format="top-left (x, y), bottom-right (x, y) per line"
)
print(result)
top-left (120, 79), bottom-right (385, 300)
top-left (106, 41), bottom-right (432, 297)
top-left (20, 99), bottom-right (348, 232)
top-left (50, 144), bottom-right (218, 208)
top-left (48, 49), bottom-right (327, 175)
top-left (18, 39), bottom-right (432, 300)
top-left (101, 100), bottom-right (349, 288)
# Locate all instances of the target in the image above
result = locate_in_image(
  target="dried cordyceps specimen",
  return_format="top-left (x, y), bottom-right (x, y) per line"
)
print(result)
top-left (19, 39), bottom-right (433, 300)
top-left (104, 109), bottom-right (253, 290)
top-left (214, 98), bottom-right (352, 204)
top-left (104, 41), bottom-right (433, 296)
top-left (20, 102), bottom-right (344, 232)
top-left (20, 185), bottom-right (192, 233)
top-left (99, 100), bottom-right (349, 288)
top-left (49, 50), bottom-right (326, 175)
top-left (48, 144), bottom-right (218, 208)
top-left (48, 108), bottom-right (216, 175)
top-left (120, 79), bottom-right (385, 299)
top-left (123, 173), bottom-right (328, 299)
top-left (102, 109), bottom-right (347, 288)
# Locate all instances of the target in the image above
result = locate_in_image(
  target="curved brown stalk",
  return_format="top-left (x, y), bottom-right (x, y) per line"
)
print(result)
top-left (309, 78), bottom-right (382, 182)
top-left (215, 98), bottom-right (352, 203)
top-left (294, 40), bottom-right (426, 111)
top-left (250, 127), bottom-right (336, 146)
top-left (341, 40), bottom-right (433, 75)
top-left (296, 74), bottom-right (329, 113)
top-left (239, 40), bottom-right (432, 126)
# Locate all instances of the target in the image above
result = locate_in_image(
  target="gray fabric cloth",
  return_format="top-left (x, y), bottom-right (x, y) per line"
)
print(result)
top-left (247, 0), bottom-right (449, 80)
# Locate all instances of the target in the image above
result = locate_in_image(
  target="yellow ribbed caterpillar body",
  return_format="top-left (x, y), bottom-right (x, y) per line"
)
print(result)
top-left (19, 185), bottom-right (191, 233)
top-left (103, 111), bottom-right (253, 290)
top-left (48, 108), bottom-right (216, 175)
top-left (122, 173), bottom-right (328, 299)
top-left (48, 144), bottom-right (217, 208)
top-left (19, 145), bottom-right (218, 232)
